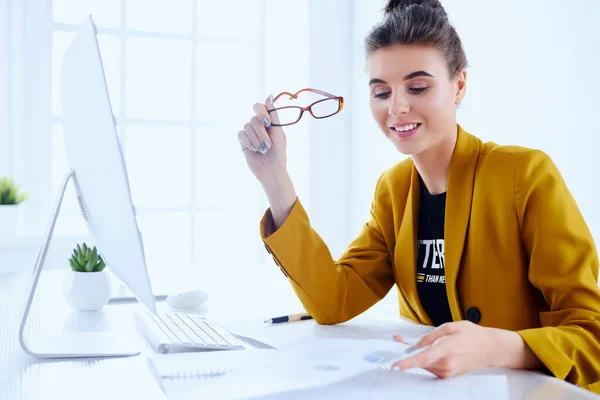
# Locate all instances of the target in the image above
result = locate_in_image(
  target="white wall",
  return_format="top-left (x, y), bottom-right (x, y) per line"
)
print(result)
top-left (350, 0), bottom-right (600, 249)
top-left (305, 1), bottom-right (353, 259)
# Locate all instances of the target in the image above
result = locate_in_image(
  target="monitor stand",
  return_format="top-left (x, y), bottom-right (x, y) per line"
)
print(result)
top-left (18, 170), bottom-right (142, 358)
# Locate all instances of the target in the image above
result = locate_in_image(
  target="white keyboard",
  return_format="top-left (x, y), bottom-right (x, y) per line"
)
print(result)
top-left (135, 311), bottom-right (246, 353)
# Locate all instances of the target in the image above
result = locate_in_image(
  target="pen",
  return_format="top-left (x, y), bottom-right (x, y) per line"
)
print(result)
top-left (404, 343), bottom-right (420, 354)
top-left (263, 313), bottom-right (313, 324)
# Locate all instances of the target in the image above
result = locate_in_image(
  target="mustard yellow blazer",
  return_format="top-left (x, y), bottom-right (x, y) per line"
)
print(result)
top-left (260, 125), bottom-right (600, 392)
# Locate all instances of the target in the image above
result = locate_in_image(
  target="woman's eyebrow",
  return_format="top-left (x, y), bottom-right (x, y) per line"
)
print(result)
top-left (368, 71), bottom-right (434, 85)
top-left (404, 71), bottom-right (434, 80)
top-left (369, 78), bottom-right (387, 85)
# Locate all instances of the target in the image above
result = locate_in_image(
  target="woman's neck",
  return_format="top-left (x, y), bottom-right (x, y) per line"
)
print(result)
top-left (412, 129), bottom-right (458, 195)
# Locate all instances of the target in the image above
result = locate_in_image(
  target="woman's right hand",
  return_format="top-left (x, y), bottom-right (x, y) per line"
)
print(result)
top-left (238, 95), bottom-right (287, 184)
top-left (238, 95), bottom-right (297, 229)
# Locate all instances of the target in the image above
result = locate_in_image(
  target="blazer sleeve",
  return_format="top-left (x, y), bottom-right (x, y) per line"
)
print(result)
top-left (260, 175), bottom-right (395, 325)
top-left (515, 150), bottom-right (600, 390)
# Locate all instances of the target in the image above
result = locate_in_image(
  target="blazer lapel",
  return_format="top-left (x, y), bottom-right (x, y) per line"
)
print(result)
top-left (395, 164), bottom-right (433, 325)
top-left (444, 125), bottom-right (481, 321)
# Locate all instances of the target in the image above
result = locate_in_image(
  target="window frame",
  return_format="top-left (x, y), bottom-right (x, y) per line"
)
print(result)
top-left (12, 0), bottom-right (358, 273)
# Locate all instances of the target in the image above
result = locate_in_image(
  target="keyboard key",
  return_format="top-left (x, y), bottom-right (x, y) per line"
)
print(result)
top-left (145, 312), bottom-right (244, 350)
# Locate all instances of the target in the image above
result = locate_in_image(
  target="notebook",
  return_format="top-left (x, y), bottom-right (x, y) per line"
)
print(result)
top-left (148, 348), bottom-right (276, 380)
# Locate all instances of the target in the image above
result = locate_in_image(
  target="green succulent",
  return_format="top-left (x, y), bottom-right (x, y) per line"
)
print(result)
top-left (69, 243), bottom-right (106, 272)
top-left (0, 176), bottom-right (29, 205)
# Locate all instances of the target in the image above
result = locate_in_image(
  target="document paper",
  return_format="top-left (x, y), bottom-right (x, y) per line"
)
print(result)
top-left (256, 370), bottom-right (508, 399)
top-left (177, 336), bottom-right (415, 399)
top-left (176, 336), bottom-right (508, 399)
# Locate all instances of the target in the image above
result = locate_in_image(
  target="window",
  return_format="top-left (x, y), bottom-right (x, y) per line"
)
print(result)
top-left (47, 0), bottom-right (311, 282)
top-left (0, 0), bottom-right (12, 177)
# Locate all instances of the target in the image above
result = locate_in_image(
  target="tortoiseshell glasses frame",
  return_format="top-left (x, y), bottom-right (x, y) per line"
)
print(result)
top-left (267, 88), bottom-right (344, 127)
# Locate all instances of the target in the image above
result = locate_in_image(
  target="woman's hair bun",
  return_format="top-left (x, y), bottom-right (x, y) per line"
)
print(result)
top-left (384, 0), bottom-right (444, 14)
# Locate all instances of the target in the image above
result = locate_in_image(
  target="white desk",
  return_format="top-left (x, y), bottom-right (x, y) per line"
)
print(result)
top-left (0, 271), bottom-right (598, 400)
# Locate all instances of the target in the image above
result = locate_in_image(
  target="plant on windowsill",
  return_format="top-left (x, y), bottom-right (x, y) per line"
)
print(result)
top-left (62, 243), bottom-right (112, 311)
top-left (0, 176), bottom-right (29, 239)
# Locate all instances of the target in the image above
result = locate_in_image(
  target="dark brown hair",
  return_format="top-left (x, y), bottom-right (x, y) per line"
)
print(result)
top-left (365, 0), bottom-right (468, 79)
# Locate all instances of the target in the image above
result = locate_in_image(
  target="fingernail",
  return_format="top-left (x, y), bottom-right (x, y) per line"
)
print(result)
top-left (393, 335), bottom-right (407, 344)
top-left (268, 94), bottom-right (274, 106)
top-left (250, 145), bottom-right (258, 152)
top-left (263, 117), bottom-right (271, 127)
top-left (262, 140), bottom-right (271, 151)
top-left (392, 366), bottom-right (401, 371)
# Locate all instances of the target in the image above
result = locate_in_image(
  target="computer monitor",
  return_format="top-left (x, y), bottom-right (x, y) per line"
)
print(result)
top-left (19, 16), bottom-right (156, 358)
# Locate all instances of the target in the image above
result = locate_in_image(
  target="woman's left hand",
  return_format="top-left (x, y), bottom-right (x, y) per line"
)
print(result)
top-left (392, 321), bottom-right (539, 378)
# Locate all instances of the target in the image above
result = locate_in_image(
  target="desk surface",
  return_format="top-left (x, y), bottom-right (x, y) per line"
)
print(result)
top-left (1, 271), bottom-right (598, 400)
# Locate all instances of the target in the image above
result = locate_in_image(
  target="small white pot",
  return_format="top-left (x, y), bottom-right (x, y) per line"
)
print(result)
top-left (0, 205), bottom-right (18, 239)
top-left (63, 270), bottom-right (111, 311)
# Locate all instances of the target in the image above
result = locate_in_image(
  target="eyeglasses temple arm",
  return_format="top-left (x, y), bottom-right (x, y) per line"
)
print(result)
top-left (273, 92), bottom-right (298, 102)
top-left (294, 88), bottom-right (336, 98)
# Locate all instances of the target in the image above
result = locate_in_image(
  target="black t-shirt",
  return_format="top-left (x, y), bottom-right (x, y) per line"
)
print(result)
top-left (416, 175), bottom-right (453, 326)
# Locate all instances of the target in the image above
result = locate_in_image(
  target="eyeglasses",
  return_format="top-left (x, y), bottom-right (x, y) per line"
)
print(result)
top-left (268, 88), bottom-right (344, 127)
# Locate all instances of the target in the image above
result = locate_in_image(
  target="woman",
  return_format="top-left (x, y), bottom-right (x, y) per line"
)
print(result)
top-left (237, 0), bottom-right (600, 392)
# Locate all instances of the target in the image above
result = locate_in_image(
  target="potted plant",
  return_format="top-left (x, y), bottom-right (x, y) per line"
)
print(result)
top-left (62, 243), bottom-right (111, 311)
top-left (0, 176), bottom-right (29, 238)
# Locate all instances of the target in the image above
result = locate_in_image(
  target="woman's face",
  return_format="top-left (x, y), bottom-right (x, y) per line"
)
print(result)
top-left (367, 44), bottom-right (466, 156)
